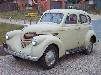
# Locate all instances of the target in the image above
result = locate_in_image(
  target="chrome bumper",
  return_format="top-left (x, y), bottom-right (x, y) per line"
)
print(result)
top-left (3, 43), bottom-right (39, 61)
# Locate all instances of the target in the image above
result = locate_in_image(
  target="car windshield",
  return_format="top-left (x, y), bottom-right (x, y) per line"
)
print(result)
top-left (40, 13), bottom-right (64, 24)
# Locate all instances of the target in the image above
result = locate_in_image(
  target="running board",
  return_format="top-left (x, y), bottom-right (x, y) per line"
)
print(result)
top-left (66, 48), bottom-right (84, 54)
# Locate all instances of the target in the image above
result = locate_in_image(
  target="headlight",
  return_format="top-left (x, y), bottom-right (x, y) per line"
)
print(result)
top-left (6, 34), bottom-right (10, 40)
top-left (32, 37), bottom-right (37, 46)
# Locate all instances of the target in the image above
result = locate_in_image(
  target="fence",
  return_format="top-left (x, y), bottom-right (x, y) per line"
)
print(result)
top-left (0, 3), bottom-right (17, 11)
top-left (65, 4), bottom-right (95, 11)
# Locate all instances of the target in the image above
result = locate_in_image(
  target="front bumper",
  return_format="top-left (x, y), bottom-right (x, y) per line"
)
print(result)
top-left (3, 43), bottom-right (39, 61)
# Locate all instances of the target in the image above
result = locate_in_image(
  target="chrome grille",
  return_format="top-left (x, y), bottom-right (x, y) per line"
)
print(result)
top-left (21, 32), bottom-right (37, 48)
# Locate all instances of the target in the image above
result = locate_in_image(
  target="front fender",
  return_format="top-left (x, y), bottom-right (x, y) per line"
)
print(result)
top-left (31, 35), bottom-right (65, 59)
top-left (6, 30), bottom-right (21, 39)
top-left (85, 30), bottom-right (96, 45)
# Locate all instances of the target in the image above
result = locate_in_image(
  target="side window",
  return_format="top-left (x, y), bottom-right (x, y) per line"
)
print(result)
top-left (79, 14), bottom-right (88, 24)
top-left (65, 14), bottom-right (77, 24)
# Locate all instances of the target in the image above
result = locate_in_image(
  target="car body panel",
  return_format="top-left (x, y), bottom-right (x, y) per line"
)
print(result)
top-left (6, 34), bottom-right (64, 58)
top-left (57, 25), bottom-right (79, 50)
top-left (4, 9), bottom-right (96, 61)
top-left (85, 30), bottom-right (96, 46)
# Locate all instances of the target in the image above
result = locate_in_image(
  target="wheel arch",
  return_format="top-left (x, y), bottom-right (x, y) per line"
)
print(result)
top-left (42, 43), bottom-right (59, 58)
top-left (90, 35), bottom-right (96, 43)
top-left (48, 43), bottom-right (59, 51)
top-left (85, 30), bottom-right (96, 45)
top-left (41, 36), bottom-right (65, 58)
top-left (43, 42), bottom-right (65, 58)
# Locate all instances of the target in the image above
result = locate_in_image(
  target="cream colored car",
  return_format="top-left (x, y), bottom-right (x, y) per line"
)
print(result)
top-left (4, 9), bottom-right (96, 69)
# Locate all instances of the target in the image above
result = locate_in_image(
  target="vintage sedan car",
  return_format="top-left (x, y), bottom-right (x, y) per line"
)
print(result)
top-left (3, 9), bottom-right (96, 69)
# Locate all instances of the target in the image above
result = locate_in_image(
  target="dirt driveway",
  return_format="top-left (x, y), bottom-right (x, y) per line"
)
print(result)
top-left (0, 42), bottom-right (101, 75)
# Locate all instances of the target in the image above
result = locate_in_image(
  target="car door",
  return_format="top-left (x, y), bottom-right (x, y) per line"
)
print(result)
top-left (58, 14), bottom-right (79, 50)
top-left (78, 14), bottom-right (91, 47)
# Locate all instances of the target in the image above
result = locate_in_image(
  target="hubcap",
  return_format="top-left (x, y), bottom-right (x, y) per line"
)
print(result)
top-left (45, 50), bottom-right (56, 66)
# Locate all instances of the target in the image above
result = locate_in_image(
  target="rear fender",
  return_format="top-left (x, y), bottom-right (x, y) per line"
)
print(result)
top-left (85, 30), bottom-right (96, 46)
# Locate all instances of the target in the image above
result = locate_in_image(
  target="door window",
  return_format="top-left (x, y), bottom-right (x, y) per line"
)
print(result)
top-left (79, 14), bottom-right (88, 24)
top-left (40, 13), bottom-right (64, 24)
top-left (65, 14), bottom-right (77, 24)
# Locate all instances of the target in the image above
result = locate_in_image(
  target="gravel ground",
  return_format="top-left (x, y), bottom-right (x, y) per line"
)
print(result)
top-left (0, 46), bottom-right (8, 56)
top-left (0, 42), bottom-right (101, 75)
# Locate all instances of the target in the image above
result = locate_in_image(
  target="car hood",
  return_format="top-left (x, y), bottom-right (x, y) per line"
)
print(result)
top-left (22, 24), bottom-right (60, 34)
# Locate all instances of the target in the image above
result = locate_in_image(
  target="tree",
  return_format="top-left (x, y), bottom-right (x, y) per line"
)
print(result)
top-left (32, 0), bottom-right (41, 15)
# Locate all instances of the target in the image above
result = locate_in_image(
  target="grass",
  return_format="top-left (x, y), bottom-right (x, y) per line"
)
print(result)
top-left (0, 23), bottom-right (24, 45)
top-left (0, 10), bottom-right (40, 21)
top-left (0, 11), bottom-right (27, 19)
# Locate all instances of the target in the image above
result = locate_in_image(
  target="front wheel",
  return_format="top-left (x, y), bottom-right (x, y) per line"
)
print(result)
top-left (39, 45), bottom-right (59, 69)
top-left (84, 42), bottom-right (93, 55)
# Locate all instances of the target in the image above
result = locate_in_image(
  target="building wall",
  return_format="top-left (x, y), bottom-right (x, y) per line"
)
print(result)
top-left (50, 0), bottom-right (65, 9)
top-left (89, 0), bottom-right (94, 4)
top-left (38, 0), bottom-right (65, 12)
top-left (17, 0), bottom-right (26, 11)
top-left (94, 0), bottom-right (101, 9)
top-left (0, 3), bottom-right (17, 11)
top-left (38, 0), bottom-right (50, 12)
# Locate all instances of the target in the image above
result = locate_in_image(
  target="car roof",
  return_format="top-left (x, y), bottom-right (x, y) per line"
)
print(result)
top-left (45, 9), bottom-right (88, 15)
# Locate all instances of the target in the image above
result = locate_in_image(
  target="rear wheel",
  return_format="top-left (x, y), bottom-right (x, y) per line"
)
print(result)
top-left (40, 45), bottom-right (59, 69)
top-left (84, 42), bottom-right (93, 55)
top-left (83, 36), bottom-right (96, 55)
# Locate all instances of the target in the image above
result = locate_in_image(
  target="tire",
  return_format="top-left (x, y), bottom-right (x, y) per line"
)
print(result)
top-left (83, 42), bottom-right (93, 55)
top-left (39, 45), bottom-right (59, 69)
